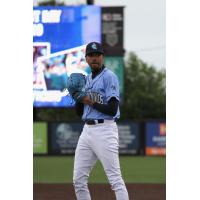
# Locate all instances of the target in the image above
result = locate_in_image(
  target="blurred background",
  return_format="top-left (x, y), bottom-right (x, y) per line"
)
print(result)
top-left (33, 0), bottom-right (166, 199)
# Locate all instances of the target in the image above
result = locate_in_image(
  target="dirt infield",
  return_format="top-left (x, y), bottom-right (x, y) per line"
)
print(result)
top-left (33, 183), bottom-right (165, 200)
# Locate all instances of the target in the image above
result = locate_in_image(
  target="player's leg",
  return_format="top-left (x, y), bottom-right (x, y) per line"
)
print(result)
top-left (73, 125), bottom-right (98, 200)
top-left (91, 123), bottom-right (129, 200)
top-left (102, 151), bottom-right (129, 200)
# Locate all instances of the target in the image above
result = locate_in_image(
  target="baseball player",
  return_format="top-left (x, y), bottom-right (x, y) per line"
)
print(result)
top-left (73, 42), bottom-right (129, 200)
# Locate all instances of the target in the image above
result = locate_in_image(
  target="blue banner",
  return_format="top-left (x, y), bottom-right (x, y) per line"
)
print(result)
top-left (49, 122), bottom-right (83, 154)
top-left (118, 122), bottom-right (140, 154)
top-left (145, 122), bottom-right (166, 155)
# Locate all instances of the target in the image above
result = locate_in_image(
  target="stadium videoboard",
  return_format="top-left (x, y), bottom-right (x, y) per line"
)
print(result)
top-left (33, 6), bottom-right (101, 107)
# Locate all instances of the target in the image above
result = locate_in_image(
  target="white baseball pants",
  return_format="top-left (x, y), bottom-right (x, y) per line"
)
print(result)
top-left (73, 121), bottom-right (129, 200)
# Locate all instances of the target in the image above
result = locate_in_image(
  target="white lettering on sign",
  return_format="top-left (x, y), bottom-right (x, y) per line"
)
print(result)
top-left (42, 10), bottom-right (62, 23)
top-left (102, 13), bottom-right (122, 21)
top-left (34, 90), bottom-right (63, 102)
top-left (153, 136), bottom-right (166, 143)
top-left (113, 14), bottom-right (122, 21)
top-left (33, 9), bottom-right (62, 37)
top-left (33, 23), bottom-right (44, 37)
top-left (33, 10), bottom-right (41, 23)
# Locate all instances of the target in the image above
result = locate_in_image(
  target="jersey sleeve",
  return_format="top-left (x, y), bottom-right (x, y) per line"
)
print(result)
top-left (104, 73), bottom-right (120, 102)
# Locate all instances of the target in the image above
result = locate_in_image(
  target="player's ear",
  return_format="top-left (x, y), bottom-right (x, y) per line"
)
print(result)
top-left (85, 55), bottom-right (89, 63)
top-left (101, 54), bottom-right (104, 62)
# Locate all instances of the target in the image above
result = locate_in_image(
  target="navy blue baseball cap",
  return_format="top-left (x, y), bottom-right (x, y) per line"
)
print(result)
top-left (85, 42), bottom-right (104, 56)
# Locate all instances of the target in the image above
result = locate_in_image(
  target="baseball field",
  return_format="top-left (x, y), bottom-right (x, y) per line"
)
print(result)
top-left (33, 156), bottom-right (166, 200)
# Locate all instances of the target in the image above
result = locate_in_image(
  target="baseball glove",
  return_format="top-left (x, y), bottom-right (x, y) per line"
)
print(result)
top-left (66, 73), bottom-right (87, 102)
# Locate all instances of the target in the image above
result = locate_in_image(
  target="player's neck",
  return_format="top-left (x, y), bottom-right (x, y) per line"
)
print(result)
top-left (92, 65), bottom-right (105, 79)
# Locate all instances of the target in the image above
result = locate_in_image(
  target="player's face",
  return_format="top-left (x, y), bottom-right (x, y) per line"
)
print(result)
top-left (86, 53), bottom-right (103, 72)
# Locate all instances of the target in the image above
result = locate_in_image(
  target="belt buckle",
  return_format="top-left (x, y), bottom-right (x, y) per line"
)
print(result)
top-left (85, 119), bottom-right (104, 125)
top-left (85, 120), bottom-right (95, 125)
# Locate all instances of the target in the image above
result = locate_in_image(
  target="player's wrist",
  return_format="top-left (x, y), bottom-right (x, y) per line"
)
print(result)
top-left (82, 96), bottom-right (94, 106)
top-left (88, 100), bottom-right (95, 106)
top-left (91, 101), bottom-right (98, 107)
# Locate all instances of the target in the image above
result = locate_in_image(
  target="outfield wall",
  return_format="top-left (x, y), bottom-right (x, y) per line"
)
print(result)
top-left (33, 120), bottom-right (165, 156)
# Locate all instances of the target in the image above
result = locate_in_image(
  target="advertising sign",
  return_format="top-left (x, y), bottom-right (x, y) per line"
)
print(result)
top-left (33, 122), bottom-right (48, 154)
top-left (48, 122), bottom-right (83, 154)
top-left (118, 122), bottom-right (140, 154)
top-left (145, 122), bottom-right (166, 155)
top-left (48, 122), bottom-right (139, 155)
top-left (102, 7), bottom-right (124, 56)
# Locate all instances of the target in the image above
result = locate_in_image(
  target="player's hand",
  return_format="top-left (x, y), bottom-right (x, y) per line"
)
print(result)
top-left (82, 96), bottom-right (94, 106)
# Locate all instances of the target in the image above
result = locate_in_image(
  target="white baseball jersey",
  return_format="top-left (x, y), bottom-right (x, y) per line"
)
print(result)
top-left (82, 67), bottom-right (120, 120)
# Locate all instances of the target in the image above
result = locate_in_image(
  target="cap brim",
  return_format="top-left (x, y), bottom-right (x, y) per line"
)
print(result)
top-left (86, 50), bottom-right (104, 56)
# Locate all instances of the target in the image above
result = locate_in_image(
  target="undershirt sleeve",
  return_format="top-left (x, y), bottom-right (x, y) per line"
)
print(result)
top-left (75, 97), bottom-right (119, 117)
top-left (75, 102), bottom-right (84, 117)
top-left (92, 97), bottom-right (119, 116)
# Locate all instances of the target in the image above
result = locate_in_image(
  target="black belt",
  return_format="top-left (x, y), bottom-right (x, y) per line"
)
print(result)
top-left (85, 119), bottom-right (117, 125)
top-left (85, 119), bottom-right (104, 125)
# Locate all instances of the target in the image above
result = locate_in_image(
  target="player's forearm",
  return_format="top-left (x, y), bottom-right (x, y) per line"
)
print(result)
top-left (81, 96), bottom-right (119, 117)
top-left (75, 102), bottom-right (84, 117)
top-left (92, 99), bottom-right (118, 116)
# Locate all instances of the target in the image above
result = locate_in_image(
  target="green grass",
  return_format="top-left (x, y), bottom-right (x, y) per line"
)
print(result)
top-left (33, 156), bottom-right (165, 184)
